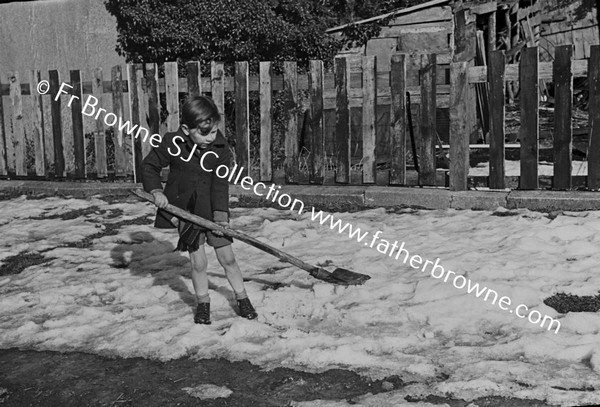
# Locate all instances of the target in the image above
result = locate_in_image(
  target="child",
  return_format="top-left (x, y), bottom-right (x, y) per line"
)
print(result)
top-left (141, 95), bottom-right (257, 324)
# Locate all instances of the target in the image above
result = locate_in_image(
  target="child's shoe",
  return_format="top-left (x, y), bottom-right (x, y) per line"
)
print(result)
top-left (194, 303), bottom-right (211, 324)
top-left (237, 298), bottom-right (258, 320)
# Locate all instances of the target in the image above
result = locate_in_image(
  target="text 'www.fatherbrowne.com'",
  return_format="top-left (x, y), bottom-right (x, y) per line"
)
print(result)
top-left (309, 208), bottom-right (561, 334)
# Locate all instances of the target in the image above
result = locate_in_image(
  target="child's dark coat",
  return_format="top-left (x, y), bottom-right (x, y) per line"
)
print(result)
top-left (141, 127), bottom-right (231, 229)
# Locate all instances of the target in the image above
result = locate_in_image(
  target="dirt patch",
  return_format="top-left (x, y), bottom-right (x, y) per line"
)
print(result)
top-left (544, 292), bottom-right (600, 313)
top-left (0, 349), bottom-right (553, 407)
top-left (0, 252), bottom-right (55, 277)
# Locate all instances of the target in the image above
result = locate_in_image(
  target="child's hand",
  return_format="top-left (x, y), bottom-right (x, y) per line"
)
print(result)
top-left (152, 191), bottom-right (169, 208)
top-left (212, 221), bottom-right (229, 237)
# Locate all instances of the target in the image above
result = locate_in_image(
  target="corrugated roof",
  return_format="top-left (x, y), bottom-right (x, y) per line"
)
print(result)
top-left (326, 0), bottom-right (451, 33)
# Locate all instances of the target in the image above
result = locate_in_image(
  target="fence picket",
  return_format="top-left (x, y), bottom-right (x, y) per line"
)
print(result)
top-left (29, 70), bottom-right (45, 176)
top-left (49, 70), bottom-right (65, 177)
top-left (589, 45), bottom-right (600, 189)
top-left (235, 61), bottom-right (250, 177)
top-left (259, 61), bottom-right (272, 182)
top-left (0, 78), bottom-right (6, 176)
top-left (362, 56), bottom-right (377, 184)
top-left (186, 61), bottom-right (202, 98)
top-left (127, 63), bottom-right (144, 182)
top-left (8, 72), bottom-right (26, 176)
top-left (284, 61), bottom-right (299, 183)
top-left (553, 45), bottom-right (573, 190)
top-left (449, 61), bottom-right (470, 191)
top-left (335, 57), bottom-right (350, 184)
top-left (309, 60), bottom-right (324, 185)
top-left (390, 54), bottom-right (407, 185)
top-left (419, 54), bottom-right (437, 186)
top-left (488, 50), bottom-right (505, 189)
top-left (92, 68), bottom-right (108, 178)
top-left (211, 62), bottom-right (225, 135)
top-left (519, 47), bottom-right (539, 189)
top-left (70, 70), bottom-right (86, 179)
top-left (111, 65), bottom-right (129, 177)
top-left (145, 63), bottom-right (161, 157)
top-left (165, 62), bottom-right (179, 132)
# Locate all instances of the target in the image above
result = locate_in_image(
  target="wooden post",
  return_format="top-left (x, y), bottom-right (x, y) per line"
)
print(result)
top-left (487, 10), bottom-right (497, 63)
top-left (362, 55), bottom-right (377, 184)
top-left (419, 54), bottom-right (437, 186)
top-left (49, 70), bottom-right (65, 177)
top-left (390, 54), bottom-right (407, 186)
top-left (29, 70), bottom-right (46, 176)
top-left (334, 57), bottom-right (351, 184)
top-left (211, 62), bottom-right (225, 135)
top-left (234, 61), bottom-right (250, 177)
top-left (8, 72), bottom-right (26, 176)
top-left (164, 62), bottom-right (179, 132)
top-left (70, 70), bottom-right (85, 179)
top-left (588, 45), bottom-right (600, 189)
top-left (259, 61), bottom-right (272, 182)
top-left (553, 45), bottom-right (573, 190)
top-left (186, 61), bottom-right (202, 98)
top-left (488, 50), bottom-right (505, 189)
top-left (309, 60), bottom-right (324, 185)
top-left (504, 8), bottom-right (515, 104)
top-left (283, 61), bottom-right (299, 183)
top-left (519, 47), bottom-right (539, 189)
top-left (449, 62), bottom-right (470, 191)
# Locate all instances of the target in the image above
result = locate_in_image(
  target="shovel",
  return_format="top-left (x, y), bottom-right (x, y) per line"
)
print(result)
top-left (132, 189), bottom-right (371, 286)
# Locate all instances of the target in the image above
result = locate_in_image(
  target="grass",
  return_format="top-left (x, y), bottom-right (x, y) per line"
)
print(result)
top-left (0, 252), bottom-right (55, 276)
top-left (544, 292), bottom-right (600, 313)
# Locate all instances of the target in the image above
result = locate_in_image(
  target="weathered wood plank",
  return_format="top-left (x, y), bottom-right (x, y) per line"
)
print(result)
top-left (259, 61), bottom-right (272, 182)
top-left (362, 56), bottom-right (377, 184)
top-left (164, 62), bottom-right (179, 132)
top-left (211, 62), bottom-right (225, 135)
top-left (468, 59), bottom-right (588, 83)
top-left (7, 72), bottom-right (26, 176)
top-left (553, 45), bottom-right (573, 190)
top-left (519, 47), bottom-right (539, 190)
top-left (390, 54), bottom-right (407, 185)
top-left (487, 10), bottom-right (497, 62)
top-left (449, 62), bottom-right (470, 191)
top-left (419, 54), bottom-right (437, 186)
top-left (334, 57), bottom-right (351, 184)
top-left (145, 63), bottom-right (161, 159)
top-left (92, 68), bottom-right (108, 178)
top-left (186, 61), bottom-right (201, 98)
top-left (309, 60), bottom-right (324, 185)
top-left (283, 61), bottom-right (299, 184)
top-left (29, 70), bottom-right (45, 176)
top-left (588, 45), bottom-right (600, 189)
top-left (488, 50), bottom-right (505, 189)
top-left (70, 70), bottom-right (85, 179)
top-left (0, 80), bottom-right (6, 176)
top-left (127, 63), bottom-right (144, 182)
top-left (234, 61), bottom-right (250, 178)
top-left (111, 65), bottom-right (129, 177)
top-left (49, 70), bottom-right (65, 177)
top-left (40, 72), bottom-right (54, 176)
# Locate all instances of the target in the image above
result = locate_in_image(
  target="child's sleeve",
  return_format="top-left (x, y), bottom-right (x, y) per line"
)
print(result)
top-left (211, 145), bottom-right (231, 222)
top-left (141, 134), bottom-right (172, 193)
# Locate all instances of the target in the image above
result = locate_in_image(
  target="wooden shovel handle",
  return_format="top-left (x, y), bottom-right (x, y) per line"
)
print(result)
top-left (132, 189), bottom-right (320, 275)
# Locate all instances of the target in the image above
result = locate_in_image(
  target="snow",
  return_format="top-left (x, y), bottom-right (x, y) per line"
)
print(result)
top-left (182, 384), bottom-right (233, 399)
top-left (2, 194), bottom-right (600, 405)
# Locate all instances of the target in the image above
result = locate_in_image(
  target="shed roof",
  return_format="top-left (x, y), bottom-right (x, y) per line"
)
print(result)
top-left (326, 0), bottom-right (451, 33)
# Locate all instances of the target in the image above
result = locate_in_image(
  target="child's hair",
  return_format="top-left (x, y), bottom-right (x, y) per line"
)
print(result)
top-left (181, 96), bottom-right (221, 128)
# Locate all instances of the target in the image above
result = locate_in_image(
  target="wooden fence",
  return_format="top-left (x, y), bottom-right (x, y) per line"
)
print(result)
top-left (0, 44), bottom-right (599, 191)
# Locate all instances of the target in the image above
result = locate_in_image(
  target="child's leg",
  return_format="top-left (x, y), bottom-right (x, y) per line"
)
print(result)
top-left (214, 245), bottom-right (245, 294)
top-left (189, 245), bottom-right (209, 302)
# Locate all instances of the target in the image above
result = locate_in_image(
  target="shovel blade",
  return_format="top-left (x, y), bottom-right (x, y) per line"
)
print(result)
top-left (331, 268), bottom-right (371, 285)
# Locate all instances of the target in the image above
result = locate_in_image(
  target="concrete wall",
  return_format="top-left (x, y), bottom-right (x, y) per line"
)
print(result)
top-left (0, 0), bottom-right (126, 80)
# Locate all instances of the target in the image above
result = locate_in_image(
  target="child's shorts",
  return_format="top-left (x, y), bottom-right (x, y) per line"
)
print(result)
top-left (176, 221), bottom-right (233, 252)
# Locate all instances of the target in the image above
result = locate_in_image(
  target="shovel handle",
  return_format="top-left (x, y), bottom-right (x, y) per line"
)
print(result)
top-left (132, 189), bottom-right (321, 276)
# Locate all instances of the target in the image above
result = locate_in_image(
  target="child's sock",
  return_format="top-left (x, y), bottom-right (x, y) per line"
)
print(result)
top-left (234, 289), bottom-right (248, 300)
top-left (197, 293), bottom-right (210, 304)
